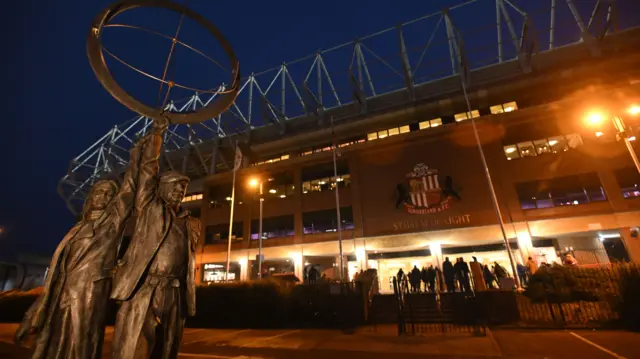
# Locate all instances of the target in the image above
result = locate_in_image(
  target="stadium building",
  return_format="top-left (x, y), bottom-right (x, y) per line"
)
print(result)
top-left (59, 0), bottom-right (640, 291)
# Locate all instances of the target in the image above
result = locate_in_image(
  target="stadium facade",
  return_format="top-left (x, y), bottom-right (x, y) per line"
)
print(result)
top-left (59, 0), bottom-right (640, 290)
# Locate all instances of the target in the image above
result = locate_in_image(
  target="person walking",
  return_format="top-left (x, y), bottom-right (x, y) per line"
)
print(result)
top-left (470, 257), bottom-right (486, 291)
top-left (442, 257), bottom-right (455, 292)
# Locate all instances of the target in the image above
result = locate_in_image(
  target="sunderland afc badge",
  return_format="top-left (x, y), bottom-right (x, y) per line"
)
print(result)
top-left (395, 163), bottom-right (461, 214)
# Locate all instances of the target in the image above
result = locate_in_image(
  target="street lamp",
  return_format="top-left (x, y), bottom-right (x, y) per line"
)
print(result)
top-left (585, 105), bottom-right (640, 175)
top-left (249, 177), bottom-right (264, 279)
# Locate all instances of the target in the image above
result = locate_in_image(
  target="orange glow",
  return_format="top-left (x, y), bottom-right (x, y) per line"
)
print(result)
top-left (595, 132), bottom-right (604, 137)
top-left (248, 178), bottom-right (259, 187)
top-left (629, 105), bottom-right (640, 116)
top-left (585, 111), bottom-right (605, 125)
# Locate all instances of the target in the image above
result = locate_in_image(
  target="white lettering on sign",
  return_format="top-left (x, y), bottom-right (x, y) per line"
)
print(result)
top-left (204, 263), bottom-right (224, 269)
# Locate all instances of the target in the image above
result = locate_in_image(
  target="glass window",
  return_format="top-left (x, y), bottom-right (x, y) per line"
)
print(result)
top-left (517, 141), bottom-right (536, 157)
top-left (614, 167), bottom-right (640, 199)
top-left (504, 145), bottom-right (519, 160)
top-left (388, 127), bottom-right (400, 136)
top-left (378, 130), bottom-right (388, 139)
top-left (490, 105), bottom-right (504, 115)
top-left (205, 222), bottom-right (243, 244)
top-left (533, 139), bottom-right (551, 155)
top-left (399, 125), bottom-right (411, 134)
top-left (503, 101), bottom-right (518, 112)
top-left (303, 207), bottom-right (354, 234)
top-left (209, 184), bottom-right (233, 208)
top-left (454, 113), bottom-right (468, 122)
top-left (419, 118), bottom-right (442, 130)
top-left (515, 173), bottom-right (606, 210)
top-left (367, 132), bottom-right (377, 141)
top-left (490, 102), bottom-right (518, 114)
top-left (565, 133), bottom-right (583, 149)
top-left (548, 136), bottom-right (568, 153)
top-left (250, 215), bottom-right (294, 240)
top-left (262, 172), bottom-right (295, 200)
top-left (454, 110), bottom-right (480, 122)
top-left (302, 161), bottom-right (350, 194)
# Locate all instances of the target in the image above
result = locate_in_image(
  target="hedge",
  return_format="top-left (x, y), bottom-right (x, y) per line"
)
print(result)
top-left (0, 279), bottom-right (364, 330)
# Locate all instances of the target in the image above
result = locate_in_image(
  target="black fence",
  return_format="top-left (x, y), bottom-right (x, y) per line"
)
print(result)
top-left (380, 264), bottom-right (640, 332)
top-left (392, 277), bottom-right (486, 336)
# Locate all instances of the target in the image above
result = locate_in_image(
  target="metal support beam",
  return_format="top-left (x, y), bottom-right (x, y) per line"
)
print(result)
top-left (397, 24), bottom-right (415, 101)
top-left (209, 137), bottom-right (220, 175)
top-left (565, 0), bottom-right (601, 56)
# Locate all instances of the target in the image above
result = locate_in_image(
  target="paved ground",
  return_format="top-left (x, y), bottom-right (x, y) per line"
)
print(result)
top-left (1, 323), bottom-right (639, 358)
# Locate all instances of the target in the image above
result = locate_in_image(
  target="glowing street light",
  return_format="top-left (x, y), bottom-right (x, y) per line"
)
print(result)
top-left (248, 177), bottom-right (264, 278)
top-left (584, 109), bottom-right (640, 175)
top-left (586, 111), bottom-right (605, 125)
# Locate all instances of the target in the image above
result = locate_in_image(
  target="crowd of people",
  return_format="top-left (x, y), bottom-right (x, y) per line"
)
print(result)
top-left (394, 256), bottom-right (547, 293)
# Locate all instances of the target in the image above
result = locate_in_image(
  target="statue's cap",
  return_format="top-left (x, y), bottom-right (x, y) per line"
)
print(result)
top-left (159, 171), bottom-right (190, 184)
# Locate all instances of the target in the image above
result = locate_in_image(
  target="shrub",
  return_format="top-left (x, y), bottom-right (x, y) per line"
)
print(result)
top-left (524, 264), bottom-right (600, 303)
top-left (615, 264), bottom-right (640, 332)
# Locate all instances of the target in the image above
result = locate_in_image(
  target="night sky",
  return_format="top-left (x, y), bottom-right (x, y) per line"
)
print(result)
top-left (1, 0), bottom-right (459, 260)
top-left (1, 0), bottom-right (638, 261)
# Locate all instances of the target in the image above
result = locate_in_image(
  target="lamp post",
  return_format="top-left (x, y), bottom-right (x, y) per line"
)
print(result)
top-left (586, 105), bottom-right (640, 174)
top-left (249, 177), bottom-right (264, 279)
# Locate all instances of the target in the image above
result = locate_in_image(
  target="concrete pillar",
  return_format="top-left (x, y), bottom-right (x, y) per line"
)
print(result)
top-left (429, 242), bottom-right (443, 267)
top-left (292, 249), bottom-right (304, 281)
top-left (516, 230), bottom-right (534, 263)
top-left (239, 256), bottom-right (248, 281)
top-left (293, 166), bottom-right (303, 241)
top-left (620, 227), bottom-right (640, 264)
top-left (355, 241), bottom-right (367, 271)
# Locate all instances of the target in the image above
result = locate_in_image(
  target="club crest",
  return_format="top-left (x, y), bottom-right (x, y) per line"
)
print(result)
top-left (395, 163), bottom-right (461, 214)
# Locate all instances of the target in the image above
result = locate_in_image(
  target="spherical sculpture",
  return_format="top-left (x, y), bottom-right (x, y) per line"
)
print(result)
top-left (87, 0), bottom-right (241, 124)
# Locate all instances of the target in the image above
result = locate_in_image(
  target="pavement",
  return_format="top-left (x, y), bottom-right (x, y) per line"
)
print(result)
top-left (0, 323), bottom-right (639, 358)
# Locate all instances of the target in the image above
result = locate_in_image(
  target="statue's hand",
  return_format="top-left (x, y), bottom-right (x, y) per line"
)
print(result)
top-left (153, 117), bottom-right (170, 134)
top-left (14, 322), bottom-right (33, 345)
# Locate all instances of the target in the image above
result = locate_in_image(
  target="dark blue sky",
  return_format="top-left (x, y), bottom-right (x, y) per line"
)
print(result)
top-left (1, 0), bottom-right (637, 260)
top-left (0, 0), bottom-right (461, 259)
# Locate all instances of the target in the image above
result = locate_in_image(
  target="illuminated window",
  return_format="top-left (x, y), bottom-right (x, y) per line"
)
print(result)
top-left (614, 167), bottom-right (640, 199)
top-left (548, 136), bottom-right (568, 153)
top-left (388, 127), bottom-right (400, 136)
top-left (205, 222), bottom-right (243, 244)
top-left (182, 193), bottom-right (203, 203)
top-left (504, 145), bottom-right (519, 160)
top-left (420, 118), bottom-right (443, 129)
top-left (454, 110), bottom-right (480, 122)
top-left (303, 207), bottom-right (354, 234)
top-left (504, 134), bottom-right (582, 160)
top-left (534, 139), bottom-right (551, 155)
top-left (367, 132), bottom-right (378, 141)
top-left (517, 141), bottom-right (536, 158)
top-left (490, 101), bottom-right (519, 114)
top-left (516, 173), bottom-right (606, 210)
top-left (565, 133), bottom-right (583, 149)
top-left (250, 215), bottom-right (294, 240)
top-left (399, 125), bottom-right (410, 134)
top-left (302, 161), bottom-right (350, 194)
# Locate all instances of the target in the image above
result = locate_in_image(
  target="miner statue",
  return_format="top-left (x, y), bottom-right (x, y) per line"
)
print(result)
top-left (111, 117), bottom-right (201, 359)
top-left (14, 133), bottom-right (149, 358)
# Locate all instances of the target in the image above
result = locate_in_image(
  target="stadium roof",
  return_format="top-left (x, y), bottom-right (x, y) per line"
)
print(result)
top-left (58, 0), bottom-right (640, 214)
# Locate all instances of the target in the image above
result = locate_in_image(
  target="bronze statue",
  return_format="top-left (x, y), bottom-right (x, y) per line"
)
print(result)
top-left (15, 136), bottom-right (149, 359)
top-left (111, 117), bottom-right (201, 359)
